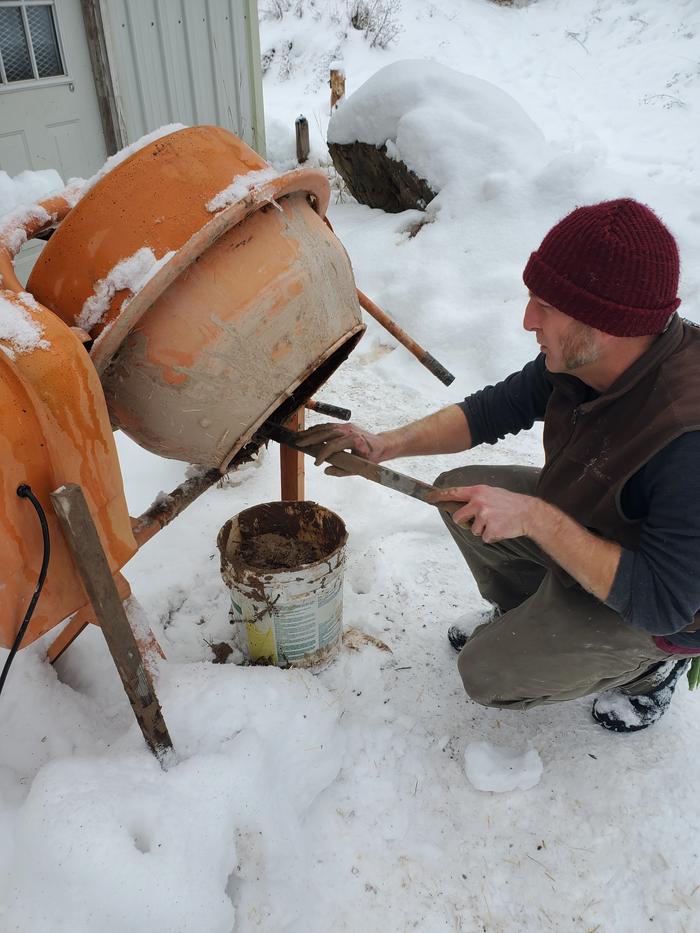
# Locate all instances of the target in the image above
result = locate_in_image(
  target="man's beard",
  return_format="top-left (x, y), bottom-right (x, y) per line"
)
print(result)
top-left (561, 319), bottom-right (601, 370)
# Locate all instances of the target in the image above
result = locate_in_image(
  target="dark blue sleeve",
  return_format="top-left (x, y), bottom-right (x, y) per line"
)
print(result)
top-left (605, 432), bottom-right (700, 635)
top-left (458, 355), bottom-right (552, 446)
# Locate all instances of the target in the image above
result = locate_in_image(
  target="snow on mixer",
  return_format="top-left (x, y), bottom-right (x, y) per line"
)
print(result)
top-left (0, 125), bottom-right (366, 758)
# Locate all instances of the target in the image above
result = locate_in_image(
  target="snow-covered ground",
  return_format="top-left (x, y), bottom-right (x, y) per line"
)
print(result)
top-left (2, 1), bottom-right (700, 930)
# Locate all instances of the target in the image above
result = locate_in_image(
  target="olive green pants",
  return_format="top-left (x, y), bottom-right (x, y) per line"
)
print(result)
top-left (435, 464), bottom-right (672, 709)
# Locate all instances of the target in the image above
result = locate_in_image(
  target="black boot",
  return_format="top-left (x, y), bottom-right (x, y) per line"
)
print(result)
top-left (447, 624), bottom-right (469, 652)
top-left (447, 606), bottom-right (501, 653)
top-left (592, 658), bottom-right (690, 733)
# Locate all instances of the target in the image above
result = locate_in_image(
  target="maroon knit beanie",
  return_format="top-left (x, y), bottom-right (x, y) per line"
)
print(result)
top-left (522, 199), bottom-right (680, 336)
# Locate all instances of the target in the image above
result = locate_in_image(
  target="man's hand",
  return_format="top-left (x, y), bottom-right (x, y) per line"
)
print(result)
top-left (430, 481), bottom-right (622, 601)
top-left (295, 422), bottom-right (389, 476)
top-left (428, 484), bottom-right (536, 543)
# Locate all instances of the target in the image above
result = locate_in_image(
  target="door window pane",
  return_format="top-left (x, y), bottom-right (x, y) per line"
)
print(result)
top-left (27, 4), bottom-right (63, 77)
top-left (0, 5), bottom-right (33, 82)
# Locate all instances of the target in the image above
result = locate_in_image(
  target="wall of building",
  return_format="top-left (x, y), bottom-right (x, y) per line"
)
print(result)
top-left (101, 0), bottom-right (266, 154)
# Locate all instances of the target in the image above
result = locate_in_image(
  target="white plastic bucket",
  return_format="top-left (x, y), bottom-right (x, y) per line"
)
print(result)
top-left (217, 501), bottom-right (347, 669)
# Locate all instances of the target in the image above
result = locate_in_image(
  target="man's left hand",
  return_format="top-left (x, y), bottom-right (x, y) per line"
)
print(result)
top-left (427, 484), bottom-right (537, 544)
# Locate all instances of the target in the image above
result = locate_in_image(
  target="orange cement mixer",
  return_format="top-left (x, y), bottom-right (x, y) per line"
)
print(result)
top-left (0, 289), bottom-right (137, 649)
top-left (0, 125), bottom-right (364, 665)
top-left (26, 125), bottom-right (365, 469)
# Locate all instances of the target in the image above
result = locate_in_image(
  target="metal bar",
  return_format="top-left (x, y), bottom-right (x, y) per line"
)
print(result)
top-left (131, 466), bottom-right (222, 546)
top-left (305, 399), bottom-right (351, 421)
top-left (258, 422), bottom-right (459, 515)
top-left (323, 217), bottom-right (454, 386)
top-left (357, 289), bottom-right (455, 386)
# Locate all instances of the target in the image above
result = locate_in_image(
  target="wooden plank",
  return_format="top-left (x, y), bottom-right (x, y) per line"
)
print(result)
top-left (46, 604), bottom-right (93, 665)
top-left (280, 408), bottom-right (305, 500)
top-left (50, 483), bottom-right (173, 762)
top-left (80, 0), bottom-right (126, 155)
top-left (47, 573), bottom-right (165, 668)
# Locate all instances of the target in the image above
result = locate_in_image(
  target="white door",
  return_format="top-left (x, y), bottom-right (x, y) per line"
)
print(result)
top-left (0, 0), bottom-right (107, 282)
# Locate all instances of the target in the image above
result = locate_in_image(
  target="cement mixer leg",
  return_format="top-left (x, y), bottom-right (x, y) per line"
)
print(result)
top-left (46, 605), bottom-right (93, 665)
top-left (47, 574), bottom-right (164, 669)
top-left (50, 484), bottom-right (173, 763)
top-left (280, 407), bottom-right (305, 500)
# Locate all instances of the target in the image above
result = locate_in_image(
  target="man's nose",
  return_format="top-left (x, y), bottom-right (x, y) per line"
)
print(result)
top-left (523, 298), bottom-right (540, 332)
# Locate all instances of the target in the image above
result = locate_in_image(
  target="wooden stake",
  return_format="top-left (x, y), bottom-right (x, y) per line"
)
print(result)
top-left (50, 483), bottom-right (173, 762)
top-left (295, 115), bottom-right (310, 163)
top-left (280, 408), bottom-right (305, 500)
top-left (330, 66), bottom-right (345, 111)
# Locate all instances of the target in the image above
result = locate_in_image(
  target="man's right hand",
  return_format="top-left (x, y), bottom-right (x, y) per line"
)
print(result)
top-left (295, 422), bottom-right (389, 475)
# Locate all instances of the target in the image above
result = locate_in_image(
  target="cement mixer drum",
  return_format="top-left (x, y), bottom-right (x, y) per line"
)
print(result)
top-left (27, 126), bottom-right (365, 469)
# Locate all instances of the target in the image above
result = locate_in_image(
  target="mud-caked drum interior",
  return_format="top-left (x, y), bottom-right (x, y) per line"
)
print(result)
top-left (229, 328), bottom-right (364, 471)
top-left (270, 329), bottom-right (364, 427)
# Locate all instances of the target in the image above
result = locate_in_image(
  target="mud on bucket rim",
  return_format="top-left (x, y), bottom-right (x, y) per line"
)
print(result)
top-left (217, 500), bottom-right (347, 574)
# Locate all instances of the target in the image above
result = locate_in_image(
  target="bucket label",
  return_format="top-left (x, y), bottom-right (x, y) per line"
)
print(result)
top-left (274, 598), bottom-right (320, 662)
top-left (318, 604), bottom-right (342, 647)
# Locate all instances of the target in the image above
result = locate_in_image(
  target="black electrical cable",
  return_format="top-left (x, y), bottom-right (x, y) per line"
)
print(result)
top-left (0, 485), bottom-right (51, 697)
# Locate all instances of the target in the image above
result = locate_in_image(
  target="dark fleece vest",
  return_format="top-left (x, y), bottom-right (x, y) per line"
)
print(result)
top-left (535, 315), bottom-right (700, 627)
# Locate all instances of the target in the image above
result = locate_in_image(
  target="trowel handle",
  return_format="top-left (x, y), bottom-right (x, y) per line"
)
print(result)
top-left (305, 399), bottom-right (352, 421)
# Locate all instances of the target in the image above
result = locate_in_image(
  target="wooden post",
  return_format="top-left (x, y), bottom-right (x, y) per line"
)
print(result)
top-left (280, 408), bottom-right (305, 500)
top-left (50, 484), bottom-right (173, 762)
top-left (295, 115), bottom-right (309, 163)
top-left (80, 0), bottom-right (126, 155)
top-left (330, 65), bottom-right (345, 111)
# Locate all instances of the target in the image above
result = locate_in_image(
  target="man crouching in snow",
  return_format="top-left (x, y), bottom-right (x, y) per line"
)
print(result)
top-left (298, 198), bottom-right (700, 733)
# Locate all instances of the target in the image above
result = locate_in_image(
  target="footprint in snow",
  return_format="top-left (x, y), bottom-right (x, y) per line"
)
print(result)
top-left (463, 741), bottom-right (543, 793)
